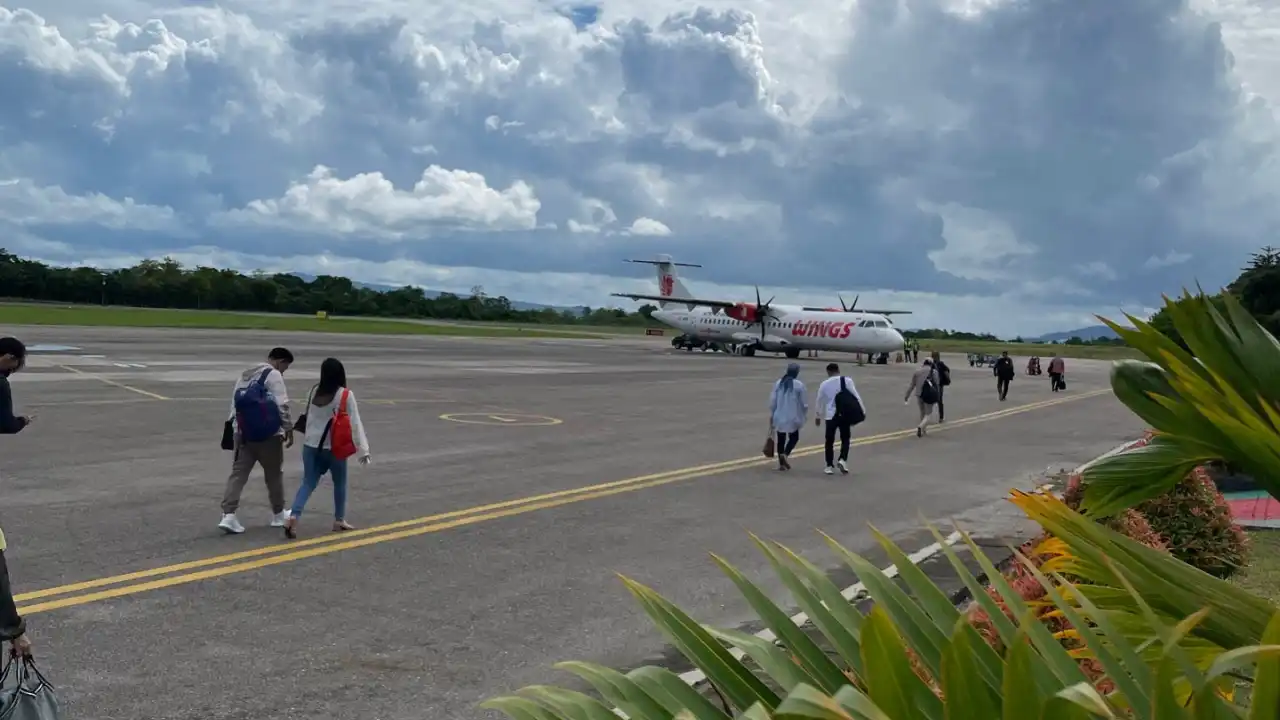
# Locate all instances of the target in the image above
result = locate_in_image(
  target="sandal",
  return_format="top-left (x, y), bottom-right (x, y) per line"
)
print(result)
top-left (283, 516), bottom-right (298, 540)
top-left (333, 520), bottom-right (355, 533)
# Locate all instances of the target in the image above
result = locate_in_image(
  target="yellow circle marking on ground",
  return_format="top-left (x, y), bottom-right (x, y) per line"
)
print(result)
top-left (439, 412), bottom-right (563, 426)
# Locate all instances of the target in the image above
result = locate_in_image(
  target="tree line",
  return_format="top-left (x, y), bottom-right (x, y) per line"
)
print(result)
top-left (0, 249), bottom-right (1150, 343)
top-left (900, 328), bottom-right (1124, 346)
top-left (0, 250), bottom-right (660, 327)
top-left (1149, 246), bottom-right (1280, 347)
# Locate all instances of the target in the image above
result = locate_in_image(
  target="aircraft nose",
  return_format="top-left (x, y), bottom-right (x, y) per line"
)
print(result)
top-left (888, 328), bottom-right (905, 347)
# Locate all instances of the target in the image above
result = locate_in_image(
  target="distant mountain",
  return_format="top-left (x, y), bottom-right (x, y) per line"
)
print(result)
top-left (1034, 325), bottom-right (1119, 343)
top-left (288, 273), bottom-right (584, 313)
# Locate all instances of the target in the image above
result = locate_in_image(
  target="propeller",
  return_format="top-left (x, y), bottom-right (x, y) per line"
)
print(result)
top-left (755, 285), bottom-right (775, 341)
top-left (836, 293), bottom-right (860, 312)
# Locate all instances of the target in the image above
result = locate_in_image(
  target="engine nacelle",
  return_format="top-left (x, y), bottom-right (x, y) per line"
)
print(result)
top-left (726, 302), bottom-right (762, 323)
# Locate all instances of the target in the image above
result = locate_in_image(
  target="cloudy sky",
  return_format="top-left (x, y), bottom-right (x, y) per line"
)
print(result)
top-left (3, 0), bottom-right (1278, 336)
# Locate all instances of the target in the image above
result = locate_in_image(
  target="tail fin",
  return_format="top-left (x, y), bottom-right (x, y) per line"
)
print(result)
top-left (624, 254), bottom-right (700, 307)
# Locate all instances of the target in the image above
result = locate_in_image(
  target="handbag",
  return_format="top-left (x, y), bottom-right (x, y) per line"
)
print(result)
top-left (0, 655), bottom-right (62, 720)
top-left (292, 384), bottom-right (318, 433)
top-left (762, 433), bottom-right (776, 458)
top-left (220, 420), bottom-right (234, 451)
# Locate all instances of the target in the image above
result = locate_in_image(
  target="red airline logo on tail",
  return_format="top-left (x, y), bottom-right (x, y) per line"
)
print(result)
top-left (659, 274), bottom-right (674, 296)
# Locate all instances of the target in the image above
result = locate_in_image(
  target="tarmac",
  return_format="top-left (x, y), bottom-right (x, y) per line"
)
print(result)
top-left (0, 326), bottom-right (1146, 719)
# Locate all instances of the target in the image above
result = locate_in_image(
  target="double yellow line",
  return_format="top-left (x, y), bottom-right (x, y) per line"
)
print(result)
top-left (15, 388), bottom-right (1108, 615)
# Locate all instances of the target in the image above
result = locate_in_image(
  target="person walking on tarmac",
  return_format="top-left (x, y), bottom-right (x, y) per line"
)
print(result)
top-left (768, 362), bottom-right (808, 471)
top-left (815, 363), bottom-right (865, 475)
top-left (904, 358), bottom-right (940, 437)
top-left (0, 337), bottom-right (34, 660)
top-left (993, 351), bottom-right (1015, 401)
top-left (930, 350), bottom-right (951, 422)
top-left (1048, 353), bottom-right (1066, 392)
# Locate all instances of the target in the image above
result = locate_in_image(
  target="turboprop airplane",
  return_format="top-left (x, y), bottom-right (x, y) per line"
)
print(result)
top-left (611, 255), bottom-right (911, 358)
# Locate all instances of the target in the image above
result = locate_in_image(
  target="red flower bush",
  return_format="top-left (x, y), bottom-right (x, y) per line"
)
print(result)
top-left (966, 432), bottom-right (1249, 696)
top-left (1135, 466), bottom-right (1249, 578)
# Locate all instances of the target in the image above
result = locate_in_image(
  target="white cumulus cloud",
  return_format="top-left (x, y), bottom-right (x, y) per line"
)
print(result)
top-left (215, 165), bottom-right (542, 239)
top-left (626, 217), bottom-right (671, 236)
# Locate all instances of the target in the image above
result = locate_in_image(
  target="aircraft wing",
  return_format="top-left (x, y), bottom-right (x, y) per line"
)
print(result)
top-left (800, 306), bottom-right (913, 316)
top-left (610, 292), bottom-right (738, 309)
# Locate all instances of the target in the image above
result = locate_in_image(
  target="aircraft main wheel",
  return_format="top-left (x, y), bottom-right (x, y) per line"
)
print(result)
top-left (784, 348), bottom-right (800, 359)
top-left (743, 346), bottom-right (756, 357)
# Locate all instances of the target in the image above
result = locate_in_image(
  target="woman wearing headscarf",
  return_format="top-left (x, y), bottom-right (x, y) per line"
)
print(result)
top-left (769, 362), bottom-right (809, 471)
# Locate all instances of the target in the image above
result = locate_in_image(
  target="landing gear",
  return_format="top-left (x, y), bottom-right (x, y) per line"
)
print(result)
top-left (784, 348), bottom-right (801, 359)
top-left (735, 344), bottom-right (757, 357)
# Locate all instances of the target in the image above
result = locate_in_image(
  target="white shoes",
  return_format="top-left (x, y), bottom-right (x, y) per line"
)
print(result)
top-left (218, 513), bottom-right (246, 534)
top-left (219, 511), bottom-right (288, 534)
top-left (824, 466), bottom-right (835, 475)
top-left (837, 459), bottom-right (849, 475)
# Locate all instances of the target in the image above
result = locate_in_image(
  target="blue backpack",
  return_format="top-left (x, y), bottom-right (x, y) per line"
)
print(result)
top-left (234, 368), bottom-right (282, 442)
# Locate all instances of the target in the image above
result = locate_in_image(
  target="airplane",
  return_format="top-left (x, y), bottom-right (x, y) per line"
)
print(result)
top-left (611, 255), bottom-right (911, 358)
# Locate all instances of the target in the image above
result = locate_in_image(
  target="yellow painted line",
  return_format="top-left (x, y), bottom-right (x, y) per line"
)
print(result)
top-left (15, 388), bottom-right (1109, 614)
top-left (56, 365), bottom-right (170, 400)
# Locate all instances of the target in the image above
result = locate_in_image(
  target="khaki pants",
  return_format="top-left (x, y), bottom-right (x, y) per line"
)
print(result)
top-left (916, 398), bottom-right (934, 429)
top-left (222, 436), bottom-right (286, 514)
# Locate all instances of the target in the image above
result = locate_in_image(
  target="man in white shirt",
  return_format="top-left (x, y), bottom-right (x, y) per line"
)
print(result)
top-left (220, 347), bottom-right (294, 534)
top-left (814, 362), bottom-right (865, 475)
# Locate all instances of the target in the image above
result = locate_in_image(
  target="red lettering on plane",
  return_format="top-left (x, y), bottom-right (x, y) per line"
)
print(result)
top-left (659, 274), bottom-right (674, 296)
top-left (790, 320), bottom-right (855, 339)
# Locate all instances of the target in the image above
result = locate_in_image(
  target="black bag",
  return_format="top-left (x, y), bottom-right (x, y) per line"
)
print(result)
top-left (938, 361), bottom-right (951, 387)
top-left (292, 383), bottom-right (318, 433)
top-left (920, 370), bottom-right (940, 405)
top-left (220, 420), bottom-right (234, 451)
top-left (835, 377), bottom-right (866, 426)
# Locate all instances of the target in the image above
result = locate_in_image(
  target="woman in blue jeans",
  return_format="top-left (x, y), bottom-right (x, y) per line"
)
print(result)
top-left (283, 358), bottom-right (371, 539)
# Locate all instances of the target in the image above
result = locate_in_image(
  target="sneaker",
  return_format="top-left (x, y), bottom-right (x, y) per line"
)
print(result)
top-left (218, 513), bottom-right (245, 534)
top-left (837, 459), bottom-right (849, 475)
top-left (824, 466), bottom-right (835, 475)
top-left (270, 511), bottom-right (289, 527)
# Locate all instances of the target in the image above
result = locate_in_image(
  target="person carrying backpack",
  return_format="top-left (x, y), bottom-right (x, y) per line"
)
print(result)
top-left (815, 362), bottom-right (866, 475)
top-left (283, 358), bottom-right (371, 539)
top-left (219, 347), bottom-right (294, 535)
top-left (904, 358), bottom-right (940, 437)
top-left (930, 350), bottom-right (951, 422)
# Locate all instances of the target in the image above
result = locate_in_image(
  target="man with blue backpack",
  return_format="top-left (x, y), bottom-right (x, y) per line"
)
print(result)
top-left (219, 347), bottom-right (294, 535)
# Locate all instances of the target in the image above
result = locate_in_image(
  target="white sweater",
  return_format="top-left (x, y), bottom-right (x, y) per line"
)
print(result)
top-left (303, 387), bottom-right (370, 457)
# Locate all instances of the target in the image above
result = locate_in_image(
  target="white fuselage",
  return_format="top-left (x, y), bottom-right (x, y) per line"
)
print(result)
top-left (652, 305), bottom-right (905, 355)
